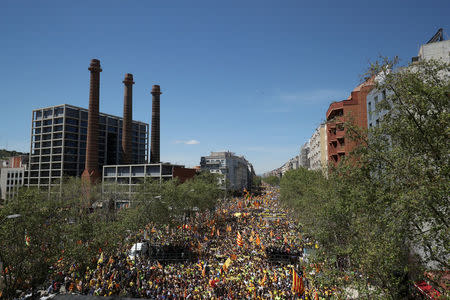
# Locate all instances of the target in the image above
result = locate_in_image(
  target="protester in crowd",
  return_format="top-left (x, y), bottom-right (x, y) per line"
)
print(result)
top-left (40, 187), bottom-right (328, 299)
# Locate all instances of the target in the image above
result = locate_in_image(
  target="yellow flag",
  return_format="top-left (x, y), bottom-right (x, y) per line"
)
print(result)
top-left (97, 252), bottom-right (104, 265)
top-left (223, 257), bottom-right (232, 273)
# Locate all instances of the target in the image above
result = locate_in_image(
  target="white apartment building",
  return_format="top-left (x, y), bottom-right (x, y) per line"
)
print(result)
top-left (200, 151), bottom-right (252, 192)
top-left (299, 141), bottom-right (310, 169)
top-left (417, 39), bottom-right (450, 63)
top-left (369, 31), bottom-right (449, 129)
top-left (308, 124), bottom-right (328, 171)
top-left (0, 167), bottom-right (25, 201)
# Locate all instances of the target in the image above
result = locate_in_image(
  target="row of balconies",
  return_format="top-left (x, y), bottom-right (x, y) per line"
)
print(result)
top-left (328, 143), bottom-right (345, 155)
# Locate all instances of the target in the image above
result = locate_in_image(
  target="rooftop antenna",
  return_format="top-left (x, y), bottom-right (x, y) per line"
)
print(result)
top-left (426, 28), bottom-right (444, 44)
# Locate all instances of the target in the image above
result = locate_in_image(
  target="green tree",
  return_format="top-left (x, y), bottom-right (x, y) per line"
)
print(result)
top-left (279, 59), bottom-right (449, 298)
top-left (262, 175), bottom-right (280, 186)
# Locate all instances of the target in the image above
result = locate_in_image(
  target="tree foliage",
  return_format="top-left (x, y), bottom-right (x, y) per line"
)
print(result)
top-left (262, 175), bottom-right (280, 186)
top-left (280, 58), bottom-right (449, 299)
top-left (0, 173), bottom-right (221, 298)
top-left (0, 149), bottom-right (27, 160)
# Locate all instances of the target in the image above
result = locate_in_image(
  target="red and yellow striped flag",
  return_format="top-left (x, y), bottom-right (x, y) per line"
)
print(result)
top-left (292, 268), bottom-right (304, 296)
top-left (255, 234), bottom-right (261, 246)
top-left (236, 231), bottom-right (243, 247)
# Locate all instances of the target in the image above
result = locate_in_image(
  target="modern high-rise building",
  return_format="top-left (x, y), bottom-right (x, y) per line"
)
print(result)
top-left (25, 104), bottom-right (148, 190)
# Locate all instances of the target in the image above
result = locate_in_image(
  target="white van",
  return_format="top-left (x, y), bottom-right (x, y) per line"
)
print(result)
top-left (128, 242), bottom-right (148, 260)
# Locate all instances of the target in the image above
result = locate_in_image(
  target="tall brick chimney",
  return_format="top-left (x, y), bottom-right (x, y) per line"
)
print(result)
top-left (122, 73), bottom-right (134, 164)
top-left (150, 85), bottom-right (161, 163)
top-left (82, 59), bottom-right (102, 184)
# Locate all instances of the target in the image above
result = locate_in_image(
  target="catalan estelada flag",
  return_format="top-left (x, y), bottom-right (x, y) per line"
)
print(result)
top-left (237, 231), bottom-right (243, 247)
top-left (292, 268), bottom-right (304, 296)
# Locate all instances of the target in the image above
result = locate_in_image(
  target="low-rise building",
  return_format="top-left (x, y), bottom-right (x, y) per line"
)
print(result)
top-left (0, 167), bottom-right (25, 202)
top-left (102, 163), bottom-right (196, 207)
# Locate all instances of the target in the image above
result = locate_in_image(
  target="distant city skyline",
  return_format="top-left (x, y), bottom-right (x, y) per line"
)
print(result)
top-left (1, 0), bottom-right (449, 174)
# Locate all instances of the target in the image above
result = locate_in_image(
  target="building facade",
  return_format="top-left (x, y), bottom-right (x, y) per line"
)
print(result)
top-left (326, 79), bottom-right (374, 165)
top-left (102, 163), bottom-right (196, 206)
top-left (308, 124), bottom-right (328, 171)
top-left (417, 39), bottom-right (450, 63)
top-left (367, 86), bottom-right (391, 129)
top-left (200, 151), bottom-right (253, 192)
top-left (299, 141), bottom-right (310, 169)
top-left (368, 33), bottom-right (449, 129)
top-left (0, 167), bottom-right (25, 201)
top-left (25, 104), bottom-right (148, 189)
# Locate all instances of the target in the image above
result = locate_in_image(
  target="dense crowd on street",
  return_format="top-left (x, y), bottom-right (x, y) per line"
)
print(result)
top-left (38, 186), bottom-right (333, 299)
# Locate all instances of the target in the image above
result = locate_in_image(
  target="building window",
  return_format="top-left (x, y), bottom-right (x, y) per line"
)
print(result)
top-left (35, 111), bottom-right (42, 120)
top-left (65, 133), bottom-right (78, 140)
top-left (66, 118), bottom-right (79, 126)
top-left (66, 108), bottom-right (79, 118)
top-left (54, 107), bottom-right (64, 117)
top-left (65, 125), bottom-right (78, 133)
top-left (43, 109), bottom-right (53, 119)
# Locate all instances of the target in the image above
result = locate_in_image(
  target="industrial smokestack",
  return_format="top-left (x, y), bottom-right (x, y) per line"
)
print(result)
top-left (82, 59), bottom-right (102, 184)
top-left (122, 73), bottom-right (134, 164)
top-left (150, 85), bottom-right (161, 163)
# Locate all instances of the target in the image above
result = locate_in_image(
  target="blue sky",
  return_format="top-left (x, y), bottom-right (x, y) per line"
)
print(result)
top-left (0, 0), bottom-right (449, 174)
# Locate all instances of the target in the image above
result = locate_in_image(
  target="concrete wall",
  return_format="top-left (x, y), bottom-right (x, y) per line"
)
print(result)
top-left (419, 40), bottom-right (450, 63)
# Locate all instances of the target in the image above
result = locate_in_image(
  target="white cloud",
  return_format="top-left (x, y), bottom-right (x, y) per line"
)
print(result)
top-left (185, 140), bottom-right (200, 145)
top-left (174, 139), bottom-right (200, 145)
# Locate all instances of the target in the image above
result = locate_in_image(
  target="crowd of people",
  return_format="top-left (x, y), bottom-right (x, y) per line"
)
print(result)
top-left (40, 186), bottom-right (333, 299)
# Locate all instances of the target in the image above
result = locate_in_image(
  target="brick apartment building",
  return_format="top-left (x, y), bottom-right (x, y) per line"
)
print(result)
top-left (326, 79), bottom-right (374, 165)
